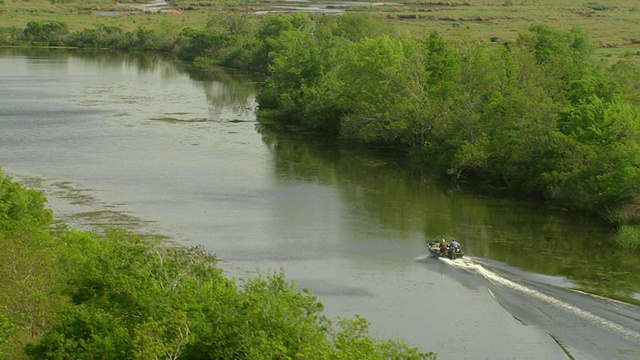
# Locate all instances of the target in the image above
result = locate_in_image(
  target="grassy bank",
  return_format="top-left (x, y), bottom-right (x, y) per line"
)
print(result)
top-left (617, 224), bottom-right (640, 250)
top-left (2, 0), bottom-right (640, 62)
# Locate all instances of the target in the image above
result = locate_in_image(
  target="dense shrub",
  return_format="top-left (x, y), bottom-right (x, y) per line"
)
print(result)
top-left (255, 20), bottom-right (640, 222)
top-left (23, 21), bottom-right (68, 46)
top-left (65, 25), bottom-right (124, 49)
top-left (0, 26), bottom-right (23, 45)
top-left (0, 170), bottom-right (52, 231)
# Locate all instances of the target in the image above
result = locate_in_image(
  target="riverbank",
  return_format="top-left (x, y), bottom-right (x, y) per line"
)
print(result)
top-left (2, 5), bottom-right (640, 241)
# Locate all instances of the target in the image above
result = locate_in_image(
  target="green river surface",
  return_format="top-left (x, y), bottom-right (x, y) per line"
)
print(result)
top-left (1, 47), bottom-right (639, 359)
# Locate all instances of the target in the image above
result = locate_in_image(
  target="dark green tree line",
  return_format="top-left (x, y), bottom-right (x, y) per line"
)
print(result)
top-left (254, 17), bottom-right (640, 226)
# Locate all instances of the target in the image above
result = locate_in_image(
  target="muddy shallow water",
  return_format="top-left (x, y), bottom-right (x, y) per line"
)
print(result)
top-left (1, 47), bottom-right (638, 359)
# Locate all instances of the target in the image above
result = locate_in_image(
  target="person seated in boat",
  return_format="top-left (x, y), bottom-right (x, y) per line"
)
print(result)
top-left (439, 239), bottom-right (448, 254)
top-left (449, 239), bottom-right (461, 256)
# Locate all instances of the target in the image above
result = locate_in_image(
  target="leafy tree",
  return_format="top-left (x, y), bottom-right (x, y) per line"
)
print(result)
top-left (255, 12), bottom-right (312, 43)
top-left (257, 26), bottom-right (324, 127)
top-left (516, 24), bottom-right (592, 66)
top-left (21, 228), bottom-right (432, 359)
top-left (23, 21), bottom-right (68, 46)
top-left (25, 229), bottom-right (220, 359)
top-left (328, 35), bottom-right (428, 145)
top-left (515, 24), bottom-right (594, 90)
top-left (422, 31), bottom-right (460, 95)
top-left (66, 25), bottom-right (124, 49)
top-left (499, 127), bottom-right (589, 200)
top-left (0, 170), bottom-right (52, 231)
top-left (0, 170), bottom-right (64, 358)
top-left (176, 27), bottom-right (217, 61)
top-left (0, 26), bottom-right (23, 45)
top-left (251, 13), bottom-right (312, 74)
top-left (131, 25), bottom-right (179, 52)
top-left (154, 20), bottom-right (182, 52)
top-left (332, 315), bottom-right (433, 359)
top-left (558, 96), bottom-right (640, 213)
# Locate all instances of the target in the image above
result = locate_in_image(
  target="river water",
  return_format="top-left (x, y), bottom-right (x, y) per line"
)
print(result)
top-left (1, 47), bottom-right (639, 359)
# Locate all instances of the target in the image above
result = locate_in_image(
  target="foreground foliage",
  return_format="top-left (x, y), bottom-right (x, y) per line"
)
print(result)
top-left (0, 169), bottom-right (433, 359)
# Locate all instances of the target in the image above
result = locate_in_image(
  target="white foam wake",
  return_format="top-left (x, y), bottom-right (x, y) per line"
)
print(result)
top-left (444, 257), bottom-right (640, 341)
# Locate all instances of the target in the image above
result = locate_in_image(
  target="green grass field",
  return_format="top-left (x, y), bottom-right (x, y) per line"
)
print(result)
top-left (1, 0), bottom-right (639, 63)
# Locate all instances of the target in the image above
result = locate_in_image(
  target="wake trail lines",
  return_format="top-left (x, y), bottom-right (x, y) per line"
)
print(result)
top-left (445, 257), bottom-right (640, 341)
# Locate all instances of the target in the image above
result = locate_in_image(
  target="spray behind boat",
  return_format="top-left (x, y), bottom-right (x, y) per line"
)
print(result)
top-left (417, 252), bottom-right (640, 359)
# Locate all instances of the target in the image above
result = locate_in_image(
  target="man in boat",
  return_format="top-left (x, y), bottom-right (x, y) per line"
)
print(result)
top-left (439, 239), bottom-right (448, 255)
top-left (448, 239), bottom-right (461, 257)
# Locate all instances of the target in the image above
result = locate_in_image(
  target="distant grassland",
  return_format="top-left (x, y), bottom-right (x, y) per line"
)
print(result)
top-left (1, 0), bottom-right (639, 61)
top-left (394, 0), bottom-right (640, 45)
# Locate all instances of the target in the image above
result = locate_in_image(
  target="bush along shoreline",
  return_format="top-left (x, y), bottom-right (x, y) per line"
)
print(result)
top-left (2, 13), bottom-right (640, 249)
top-left (0, 169), bottom-right (433, 359)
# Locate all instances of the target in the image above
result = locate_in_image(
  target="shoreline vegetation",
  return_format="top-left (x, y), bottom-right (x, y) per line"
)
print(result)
top-left (0, 169), bottom-right (433, 359)
top-left (2, 2), bottom-right (640, 251)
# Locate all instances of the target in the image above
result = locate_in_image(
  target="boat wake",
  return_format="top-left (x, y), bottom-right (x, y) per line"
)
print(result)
top-left (432, 256), bottom-right (640, 359)
top-left (448, 257), bottom-right (640, 341)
